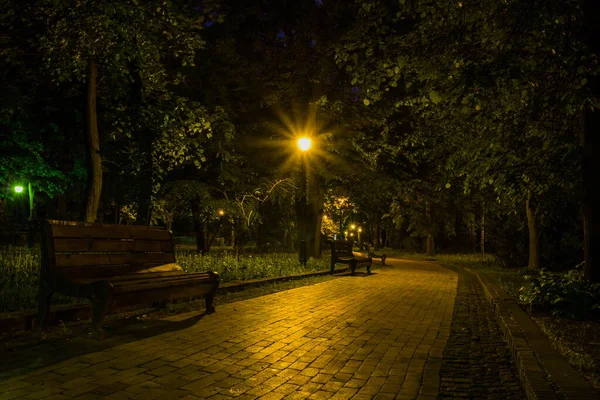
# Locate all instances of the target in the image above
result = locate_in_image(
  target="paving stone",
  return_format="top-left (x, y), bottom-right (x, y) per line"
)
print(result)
top-left (438, 267), bottom-right (525, 400)
top-left (1, 260), bottom-right (469, 400)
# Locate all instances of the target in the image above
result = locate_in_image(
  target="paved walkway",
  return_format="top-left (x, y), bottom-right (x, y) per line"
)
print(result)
top-left (1, 259), bottom-right (458, 400)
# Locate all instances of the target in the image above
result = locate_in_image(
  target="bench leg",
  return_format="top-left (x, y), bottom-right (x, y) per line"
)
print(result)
top-left (90, 281), bottom-right (113, 334)
top-left (381, 255), bottom-right (386, 266)
top-left (205, 291), bottom-right (216, 314)
top-left (330, 260), bottom-right (336, 274)
top-left (350, 260), bottom-right (357, 275)
top-left (367, 259), bottom-right (372, 274)
top-left (36, 290), bottom-right (53, 331)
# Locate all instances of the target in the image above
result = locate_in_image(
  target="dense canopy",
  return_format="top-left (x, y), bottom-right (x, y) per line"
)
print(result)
top-left (1, 0), bottom-right (600, 280)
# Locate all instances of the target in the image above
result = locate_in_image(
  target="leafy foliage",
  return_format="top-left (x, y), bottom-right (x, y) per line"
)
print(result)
top-left (520, 266), bottom-right (600, 319)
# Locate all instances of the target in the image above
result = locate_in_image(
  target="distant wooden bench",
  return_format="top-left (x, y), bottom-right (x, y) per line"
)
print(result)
top-left (37, 220), bottom-right (220, 333)
top-left (365, 243), bottom-right (387, 265)
top-left (330, 240), bottom-right (372, 275)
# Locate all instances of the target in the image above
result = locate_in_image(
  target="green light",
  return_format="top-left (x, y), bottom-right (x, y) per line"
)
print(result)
top-left (14, 185), bottom-right (24, 193)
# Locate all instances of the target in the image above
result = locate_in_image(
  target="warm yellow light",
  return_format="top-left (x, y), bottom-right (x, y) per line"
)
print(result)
top-left (218, 210), bottom-right (225, 216)
top-left (350, 224), bottom-right (356, 230)
top-left (358, 228), bottom-right (362, 233)
top-left (350, 233), bottom-right (354, 237)
top-left (297, 137), bottom-right (312, 151)
top-left (323, 215), bottom-right (328, 220)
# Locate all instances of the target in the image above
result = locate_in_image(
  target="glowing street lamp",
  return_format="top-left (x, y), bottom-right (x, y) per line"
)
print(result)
top-left (297, 136), bottom-right (312, 265)
top-left (218, 209), bottom-right (225, 217)
top-left (297, 137), bottom-right (312, 152)
top-left (14, 183), bottom-right (34, 221)
top-left (358, 227), bottom-right (363, 249)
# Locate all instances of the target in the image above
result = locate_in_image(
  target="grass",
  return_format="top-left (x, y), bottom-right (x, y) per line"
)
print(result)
top-left (533, 316), bottom-right (600, 391)
top-left (0, 245), bottom-right (330, 313)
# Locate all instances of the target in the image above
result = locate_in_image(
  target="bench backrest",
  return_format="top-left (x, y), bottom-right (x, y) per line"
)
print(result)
top-left (330, 240), bottom-right (354, 258)
top-left (41, 220), bottom-right (177, 281)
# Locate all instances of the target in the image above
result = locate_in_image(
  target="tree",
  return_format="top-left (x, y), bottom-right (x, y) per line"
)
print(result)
top-left (336, 0), bottom-right (593, 271)
top-left (37, 0), bottom-right (214, 223)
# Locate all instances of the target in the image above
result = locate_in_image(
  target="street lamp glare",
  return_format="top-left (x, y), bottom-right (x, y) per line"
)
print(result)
top-left (218, 210), bottom-right (225, 216)
top-left (14, 185), bottom-right (24, 193)
top-left (350, 224), bottom-right (356, 230)
top-left (297, 137), bottom-right (312, 152)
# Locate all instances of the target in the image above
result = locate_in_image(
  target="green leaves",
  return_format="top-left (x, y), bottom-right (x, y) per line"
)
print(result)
top-left (429, 90), bottom-right (442, 104)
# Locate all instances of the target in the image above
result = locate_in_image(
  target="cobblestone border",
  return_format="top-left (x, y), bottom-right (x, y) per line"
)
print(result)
top-left (0, 267), bottom-right (350, 334)
top-left (472, 269), bottom-right (598, 400)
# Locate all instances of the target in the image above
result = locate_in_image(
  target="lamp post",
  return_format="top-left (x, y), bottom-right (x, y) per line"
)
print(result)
top-left (15, 183), bottom-right (35, 247)
top-left (297, 137), bottom-right (311, 265)
top-left (358, 227), bottom-right (363, 250)
top-left (217, 210), bottom-right (225, 246)
top-left (337, 198), bottom-right (344, 239)
top-left (14, 183), bottom-right (34, 221)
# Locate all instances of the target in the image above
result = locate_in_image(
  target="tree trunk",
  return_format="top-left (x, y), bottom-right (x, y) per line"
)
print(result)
top-left (375, 220), bottom-right (382, 249)
top-left (581, 107), bottom-right (600, 281)
top-left (136, 142), bottom-right (153, 225)
top-left (480, 201), bottom-right (485, 257)
top-left (582, 1), bottom-right (600, 281)
top-left (425, 202), bottom-right (434, 256)
top-left (526, 191), bottom-right (540, 270)
top-left (195, 218), bottom-right (206, 255)
top-left (114, 202), bottom-right (120, 224)
top-left (83, 59), bottom-right (102, 223)
top-left (58, 113), bottom-right (73, 220)
top-left (307, 176), bottom-right (325, 258)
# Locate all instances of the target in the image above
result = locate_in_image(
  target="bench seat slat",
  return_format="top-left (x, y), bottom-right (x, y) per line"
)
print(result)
top-left (54, 238), bottom-right (174, 253)
top-left (73, 272), bottom-right (212, 287)
top-left (336, 256), bottom-right (370, 262)
top-left (73, 270), bottom-right (185, 284)
top-left (113, 276), bottom-right (216, 294)
top-left (55, 253), bottom-right (175, 268)
top-left (57, 262), bottom-right (181, 280)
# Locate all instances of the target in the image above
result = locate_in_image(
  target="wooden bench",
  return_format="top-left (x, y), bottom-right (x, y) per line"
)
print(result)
top-left (37, 220), bottom-right (220, 333)
top-left (330, 240), bottom-right (372, 275)
top-left (365, 243), bottom-right (387, 265)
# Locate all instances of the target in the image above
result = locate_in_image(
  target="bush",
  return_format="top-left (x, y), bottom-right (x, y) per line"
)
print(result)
top-left (519, 266), bottom-right (600, 319)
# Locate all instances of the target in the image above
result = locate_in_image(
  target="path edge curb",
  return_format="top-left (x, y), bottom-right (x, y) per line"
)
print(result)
top-left (470, 268), bottom-right (598, 400)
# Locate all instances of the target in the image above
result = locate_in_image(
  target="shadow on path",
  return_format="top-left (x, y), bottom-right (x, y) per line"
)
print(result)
top-left (0, 310), bottom-right (209, 381)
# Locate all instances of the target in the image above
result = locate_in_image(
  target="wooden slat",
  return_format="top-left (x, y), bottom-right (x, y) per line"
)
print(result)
top-left (72, 270), bottom-right (186, 284)
top-left (55, 253), bottom-right (175, 268)
top-left (57, 263), bottom-right (182, 280)
top-left (110, 273), bottom-right (213, 289)
top-left (70, 272), bottom-right (213, 291)
top-left (114, 276), bottom-right (216, 294)
top-left (54, 238), bottom-right (174, 253)
top-left (50, 224), bottom-right (172, 241)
